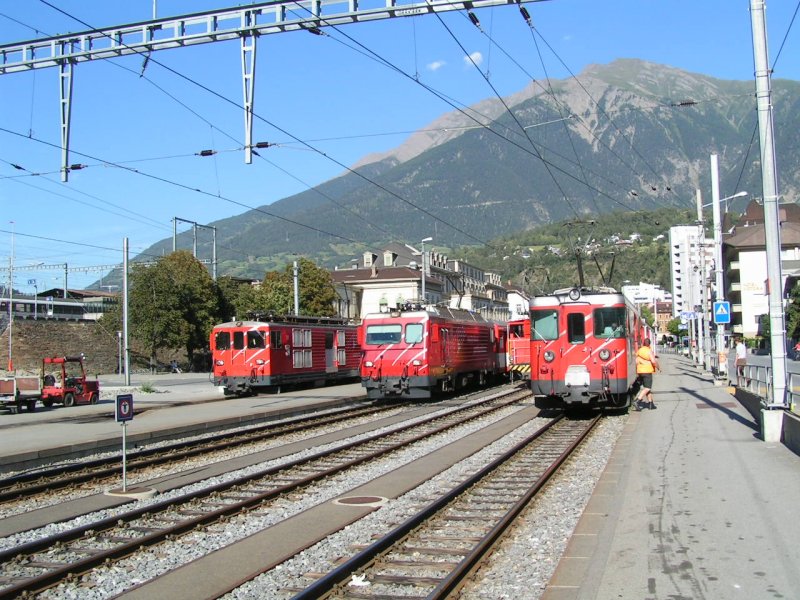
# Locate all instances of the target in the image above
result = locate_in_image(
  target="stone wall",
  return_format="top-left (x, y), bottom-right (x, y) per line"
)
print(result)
top-left (0, 320), bottom-right (187, 375)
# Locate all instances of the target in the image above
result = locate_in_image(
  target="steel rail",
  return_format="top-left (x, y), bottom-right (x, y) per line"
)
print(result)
top-left (292, 414), bottom-right (601, 599)
top-left (0, 387), bottom-right (530, 599)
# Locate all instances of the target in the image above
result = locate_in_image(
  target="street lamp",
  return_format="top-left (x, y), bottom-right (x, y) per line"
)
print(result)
top-left (713, 190), bottom-right (748, 367)
top-left (420, 237), bottom-right (432, 305)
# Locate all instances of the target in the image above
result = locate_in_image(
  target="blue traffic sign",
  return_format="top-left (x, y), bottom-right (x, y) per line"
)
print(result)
top-left (713, 301), bottom-right (731, 324)
top-left (115, 394), bottom-right (134, 422)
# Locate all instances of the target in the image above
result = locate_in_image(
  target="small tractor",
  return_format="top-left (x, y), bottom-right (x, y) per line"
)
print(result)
top-left (41, 356), bottom-right (100, 407)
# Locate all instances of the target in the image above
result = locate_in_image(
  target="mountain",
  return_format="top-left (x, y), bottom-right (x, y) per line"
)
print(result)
top-left (126, 59), bottom-right (800, 279)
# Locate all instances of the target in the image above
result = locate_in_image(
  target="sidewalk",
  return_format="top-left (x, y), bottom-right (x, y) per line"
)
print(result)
top-left (542, 353), bottom-right (800, 599)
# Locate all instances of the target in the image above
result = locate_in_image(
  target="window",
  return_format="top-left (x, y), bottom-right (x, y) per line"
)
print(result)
top-left (337, 330), bottom-right (346, 347)
top-left (214, 331), bottom-right (230, 350)
top-left (405, 323), bottom-right (424, 344)
top-left (233, 331), bottom-right (245, 350)
top-left (293, 329), bottom-right (312, 347)
top-left (567, 313), bottom-right (585, 344)
top-left (531, 309), bottom-right (558, 341)
top-left (293, 349), bottom-right (312, 368)
top-left (365, 324), bottom-right (402, 345)
top-left (594, 307), bottom-right (626, 338)
top-left (337, 349), bottom-right (347, 365)
top-left (270, 331), bottom-right (283, 349)
top-left (247, 331), bottom-right (265, 349)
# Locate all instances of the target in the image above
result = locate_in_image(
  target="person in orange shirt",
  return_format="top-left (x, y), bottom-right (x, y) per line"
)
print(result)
top-left (635, 338), bottom-right (660, 410)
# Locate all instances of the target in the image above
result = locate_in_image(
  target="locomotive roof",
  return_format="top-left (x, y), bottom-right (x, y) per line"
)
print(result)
top-left (363, 305), bottom-right (489, 323)
top-left (216, 314), bottom-right (351, 328)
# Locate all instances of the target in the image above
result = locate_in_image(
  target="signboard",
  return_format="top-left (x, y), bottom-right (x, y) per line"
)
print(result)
top-left (713, 301), bottom-right (731, 324)
top-left (115, 394), bottom-right (134, 422)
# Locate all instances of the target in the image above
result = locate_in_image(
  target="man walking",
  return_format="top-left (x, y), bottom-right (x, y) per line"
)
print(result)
top-left (635, 338), bottom-right (660, 410)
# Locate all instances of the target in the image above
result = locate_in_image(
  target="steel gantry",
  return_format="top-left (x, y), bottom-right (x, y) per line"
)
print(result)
top-left (0, 0), bottom-right (546, 180)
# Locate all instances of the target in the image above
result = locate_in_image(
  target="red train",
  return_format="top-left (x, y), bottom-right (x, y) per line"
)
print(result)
top-left (529, 287), bottom-right (647, 410)
top-left (210, 315), bottom-right (360, 396)
top-left (359, 303), bottom-right (507, 400)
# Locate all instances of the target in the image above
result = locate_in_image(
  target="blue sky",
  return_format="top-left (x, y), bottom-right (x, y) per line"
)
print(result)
top-left (0, 0), bottom-right (798, 290)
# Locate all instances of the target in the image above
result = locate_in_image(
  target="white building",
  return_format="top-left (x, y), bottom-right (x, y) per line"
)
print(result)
top-left (668, 225), bottom-right (714, 319)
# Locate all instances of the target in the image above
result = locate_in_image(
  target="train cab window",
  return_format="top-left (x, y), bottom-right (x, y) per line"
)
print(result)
top-left (595, 307), bottom-right (626, 338)
top-left (365, 324), bottom-right (402, 345)
top-left (567, 313), bottom-right (585, 344)
top-left (247, 331), bottom-right (265, 349)
top-left (233, 331), bottom-right (245, 350)
top-left (270, 331), bottom-right (283, 349)
top-left (531, 309), bottom-right (558, 341)
top-left (214, 331), bottom-right (230, 350)
top-left (509, 323), bottom-right (525, 338)
top-left (405, 323), bottom-right (424, 344)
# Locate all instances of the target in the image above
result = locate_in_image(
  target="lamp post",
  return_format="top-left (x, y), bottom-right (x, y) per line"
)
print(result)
top-left (420, 237), bottom-right (432, 305)
top-left (711, 152), bottom-right (748, 375)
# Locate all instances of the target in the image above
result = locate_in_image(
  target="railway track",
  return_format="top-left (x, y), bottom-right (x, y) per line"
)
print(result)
top-left (0, 387), bottom-right (531, 599)
top-left (291, 414), bottom-right (601, 599)
top-left (0, 400), bottom-right (388, 504)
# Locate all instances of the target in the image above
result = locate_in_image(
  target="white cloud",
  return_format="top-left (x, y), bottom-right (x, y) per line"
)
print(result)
top-left (426, 60), bottom-right (446, 71)
top-left (464, 51), bottom-right (483, 67)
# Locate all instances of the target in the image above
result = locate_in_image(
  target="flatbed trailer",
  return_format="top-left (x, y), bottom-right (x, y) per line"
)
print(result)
top-left (0, 375), bottom-right (41, 413)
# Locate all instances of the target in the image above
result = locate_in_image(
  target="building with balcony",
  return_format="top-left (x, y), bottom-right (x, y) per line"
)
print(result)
top-left (722, 201), bottom-right (800, 338)
top-left (330, 243), bottom-right (510, 322)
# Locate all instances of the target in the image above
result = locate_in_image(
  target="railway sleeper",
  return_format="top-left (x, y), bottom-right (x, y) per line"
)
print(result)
top-left (367, 572), bottom-right (442, 585)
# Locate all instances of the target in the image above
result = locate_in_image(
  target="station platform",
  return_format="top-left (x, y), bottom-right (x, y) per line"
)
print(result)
top-left (0, 373), bottom-right (367, 472)
top-left (542, 353), bottom-right (800, 599)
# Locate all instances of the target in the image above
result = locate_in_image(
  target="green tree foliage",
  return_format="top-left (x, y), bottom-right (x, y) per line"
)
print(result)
top-left (456, 207), bottom-right (692, 294)
top-left (667, 317), bottom-right (686, 336)
top-left (785, 283), bottom-right (800, 341)
top-left (216, 258), bottom-right (337, 318)
top-left (127, 251), bottom-right (218, 370)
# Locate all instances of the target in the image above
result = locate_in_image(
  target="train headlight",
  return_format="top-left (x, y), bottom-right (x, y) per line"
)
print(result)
top-left (364, 361), bottom-right (374, 367)
top-left (568, 288), bottom-right (581, 301)
top-left (255, 359), bottom-right (265, 365)
top-left (599, 349), bottom-right (611, 360)
top-left (412, 359), bottom-right (422, 366)
top-left (543, 350), bottom-right (555, 362)
top-left (215, 360), bottom-right (224, 366)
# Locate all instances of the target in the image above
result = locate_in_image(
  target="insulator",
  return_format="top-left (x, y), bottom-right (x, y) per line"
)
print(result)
top-left (519, 6), bottom-right (531, 22)
top-left (69, 164), bottom-right (85, 170)
top-left (468, 12), bottom-right (480, 27)
top-left (307, 26), bottom-right (323, 35)
top-left (255, 141), bottom-right (273, 148)
top-left (198, 150), bottom-right (216, 157)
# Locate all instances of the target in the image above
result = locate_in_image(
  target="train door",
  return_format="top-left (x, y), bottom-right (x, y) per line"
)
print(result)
top-left (325, 331), bottom-right (336, 373)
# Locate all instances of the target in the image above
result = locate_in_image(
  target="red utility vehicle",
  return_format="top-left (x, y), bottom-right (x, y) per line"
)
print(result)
top-left (41, 356), bottom-right (100, 407)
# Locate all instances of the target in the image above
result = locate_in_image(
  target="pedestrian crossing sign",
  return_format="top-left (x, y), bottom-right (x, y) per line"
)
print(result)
top-left (713, 301), bottom-right (731, 324)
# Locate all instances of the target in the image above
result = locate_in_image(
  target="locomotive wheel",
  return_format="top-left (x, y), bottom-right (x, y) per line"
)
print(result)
top-left (43, 399), bottom-right (54, 408)
top-left (89, 392), bottom-right (99, 405)
top-left (63, 393), bottom-right (75, 407)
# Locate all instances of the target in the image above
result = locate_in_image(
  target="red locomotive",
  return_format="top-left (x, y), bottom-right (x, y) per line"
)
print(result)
top-left (507, 318), bottom-right (531, 380)
top-left (211, 315), bottom-right (360, 396)
top-left (529, 287), bottom-right (646, 410)
top-left (359, 304), bottom-right (506, 400)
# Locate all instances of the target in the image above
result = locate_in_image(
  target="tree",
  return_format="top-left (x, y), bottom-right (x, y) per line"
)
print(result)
top-left (667, 317), bottom-right (685, 337)
top-left (127, 251), bottom-right (218, 370)
top-left (785, 283), bottom-right (800, 341)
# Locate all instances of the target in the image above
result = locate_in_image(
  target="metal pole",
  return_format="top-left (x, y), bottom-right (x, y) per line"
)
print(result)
top-left (695, 190), bottom-right (707, 370)
top-left (711, 154), bottom-right (727, 376)
top-left (123, 238), bottom-right (131, 386)
top-left (750, 0), bottom-right (787, 408)
top-left (7, 223), bottom-right (13, 372)
top-left (121, 422), bottom-right (128, 492)
top-left (421, 240), bottom-right (426, 303)
top-left (293, 261), bottom-right (300, 316)
top-left (212, 226), bottom-right (217, 281)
